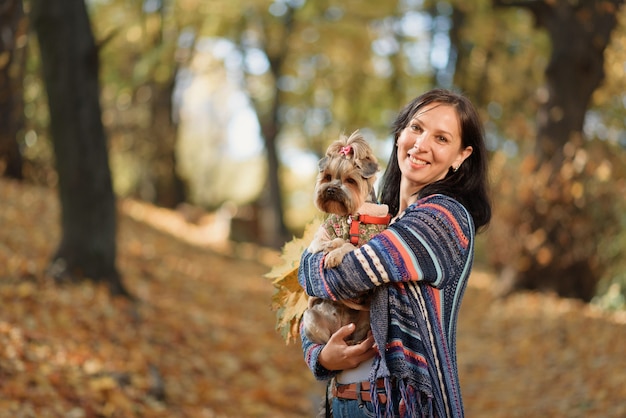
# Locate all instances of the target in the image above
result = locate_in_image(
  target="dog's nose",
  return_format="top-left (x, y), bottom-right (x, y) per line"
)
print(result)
top-left (326, 186), bottom-right (339, 196)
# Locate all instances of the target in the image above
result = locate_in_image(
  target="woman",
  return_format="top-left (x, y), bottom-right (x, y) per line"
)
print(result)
top-left (298, 88), bottom-right (491, 417)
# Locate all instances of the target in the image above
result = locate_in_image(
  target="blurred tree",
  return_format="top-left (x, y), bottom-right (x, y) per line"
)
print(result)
top-left (136, 0), bottom-right (188, 208)
top-left (237, 2), bottom-right (296, 248)
top-left (502, 0), bottom-right (623, 165)
top-left (93, 0), bottom-right (191, 208)
top-left (588, 9), bottom-right (626, 308)
top-left (489, 0), bottom-right (625, 300)
top-left (217, 0), bottom-right (435, 246)
top-left (31, 0), bottom-right (128, 296)
top-left (448, 0), bottom-right (546, 130)
top-left (0, 0), bottom-right (26, 179)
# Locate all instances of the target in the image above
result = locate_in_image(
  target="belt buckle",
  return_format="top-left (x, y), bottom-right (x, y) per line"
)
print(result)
top-left (332, 380), bottom-right (387, 404)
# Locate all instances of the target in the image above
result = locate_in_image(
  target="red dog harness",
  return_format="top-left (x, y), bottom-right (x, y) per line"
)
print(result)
top-left (348, 213), bottom-right (392, 245)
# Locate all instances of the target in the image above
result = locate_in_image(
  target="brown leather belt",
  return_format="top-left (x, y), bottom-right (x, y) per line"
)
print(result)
top-left (332, 379), bottom-right (388, 404)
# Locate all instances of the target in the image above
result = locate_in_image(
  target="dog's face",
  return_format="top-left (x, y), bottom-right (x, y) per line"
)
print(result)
top-left (314, 131), bottom-right (379, 216)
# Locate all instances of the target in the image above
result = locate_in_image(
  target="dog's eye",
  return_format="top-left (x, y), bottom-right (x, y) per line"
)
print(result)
top-left (346, 178), bottom-right (357, 185)
top-left (323, 174), bottom-right (332, 182)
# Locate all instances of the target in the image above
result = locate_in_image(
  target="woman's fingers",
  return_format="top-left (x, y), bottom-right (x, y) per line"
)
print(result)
top-left (318, 324), bottom-right (377, 371)
top-left (348, 332), bottom-right (377, 363)
top-left (329, 323), bottom-right (356, 343)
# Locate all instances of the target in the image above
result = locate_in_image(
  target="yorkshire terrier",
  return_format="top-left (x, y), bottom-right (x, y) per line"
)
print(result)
top-left (302, 130), bottom-right (390, 345)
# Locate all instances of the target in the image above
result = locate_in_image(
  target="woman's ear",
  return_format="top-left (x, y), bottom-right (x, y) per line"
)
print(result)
top-left (453, 146), bottom-right (473, 170)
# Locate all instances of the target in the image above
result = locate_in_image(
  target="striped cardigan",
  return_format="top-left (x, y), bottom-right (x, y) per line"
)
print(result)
top-left (299, 194), bottom-right (474, 418)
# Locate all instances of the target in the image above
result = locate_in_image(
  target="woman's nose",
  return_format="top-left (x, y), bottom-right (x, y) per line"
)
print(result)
top-left (413, 136), bottom-right (426, 151)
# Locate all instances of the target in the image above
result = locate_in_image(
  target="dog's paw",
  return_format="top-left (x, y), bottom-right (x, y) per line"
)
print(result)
top-left (324, 243), bottom-right (356, 268)
top-left (307, 238), bottom-right (325, 253)
top-left (325, 238), bottom-right (347, 251)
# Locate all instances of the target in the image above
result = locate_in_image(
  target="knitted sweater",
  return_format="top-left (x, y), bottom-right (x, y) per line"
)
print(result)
top-left (299, 194), bottom-right (474, 418)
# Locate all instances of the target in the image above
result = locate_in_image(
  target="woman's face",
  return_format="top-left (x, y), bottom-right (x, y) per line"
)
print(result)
top-left (396, 103), bottom-right (472, 194)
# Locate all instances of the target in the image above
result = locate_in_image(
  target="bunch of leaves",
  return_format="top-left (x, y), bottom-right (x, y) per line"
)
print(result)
top-left (265, 218), bottom-right (322, 344)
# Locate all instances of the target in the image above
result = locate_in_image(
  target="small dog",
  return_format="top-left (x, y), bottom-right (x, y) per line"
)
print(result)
top-left (302, 130), bottom-right (390, 345)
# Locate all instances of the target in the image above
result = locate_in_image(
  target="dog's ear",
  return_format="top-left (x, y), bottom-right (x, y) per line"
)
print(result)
top-left (356, 157), bottom-right (379, 179)
top-left (318, 156), bottom-right (330, 172)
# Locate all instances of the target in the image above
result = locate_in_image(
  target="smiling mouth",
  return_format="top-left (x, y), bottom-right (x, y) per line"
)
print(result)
top-left (409, 155), bottom-right (428, 166)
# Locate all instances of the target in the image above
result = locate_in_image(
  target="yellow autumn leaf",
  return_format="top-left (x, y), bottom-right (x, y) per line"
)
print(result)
top-left (264, 218), bottom-right (323, 280)
top-left (265, 218), bottom-right (322, 343)
top-left (89, 375), bottom-right (117, 392)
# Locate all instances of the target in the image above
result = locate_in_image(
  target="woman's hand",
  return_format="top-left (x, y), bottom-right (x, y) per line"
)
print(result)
top-left (318, 324), bottom-right (377, 371)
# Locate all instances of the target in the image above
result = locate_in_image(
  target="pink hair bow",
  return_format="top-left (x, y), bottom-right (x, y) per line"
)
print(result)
top-left (339, 145), bottom-right (352, 156)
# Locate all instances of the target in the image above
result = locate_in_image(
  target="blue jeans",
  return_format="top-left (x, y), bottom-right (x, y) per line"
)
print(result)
top-left (331, 397), bottom-right (379, 418)
top-left (331, 386), bottom-right (401, 417)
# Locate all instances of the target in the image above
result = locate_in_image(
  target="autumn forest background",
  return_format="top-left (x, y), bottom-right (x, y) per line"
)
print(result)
top-left (1, 0), bottom-right (626, 417)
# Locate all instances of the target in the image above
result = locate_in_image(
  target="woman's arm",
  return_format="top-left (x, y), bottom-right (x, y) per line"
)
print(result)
top-left (300, 321), bottom-right (337, 380)
top-left (298, 195), bottom-right (474, 300)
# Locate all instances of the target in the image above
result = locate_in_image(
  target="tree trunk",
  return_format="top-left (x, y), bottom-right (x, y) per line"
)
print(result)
top-left (0, 0), bottom-right (25, 179)
top-left (244, 7), bottom-right (294, 249)
top-left (149, 79), bottom-right (187, 208)
top-left (259, 97), bottom-right (291, 249)
top-left (141, 2), bottom-right (187, 209)
top-left (494, 0), bottom-right (624, 300)
top-left (530, 0), bottom-right (622, 165)
top-left (31, 0), bottom-right (128, 296)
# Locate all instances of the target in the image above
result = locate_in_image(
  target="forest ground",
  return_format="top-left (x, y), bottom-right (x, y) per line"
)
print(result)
top-left (1, 178), bottom-right (625, 418)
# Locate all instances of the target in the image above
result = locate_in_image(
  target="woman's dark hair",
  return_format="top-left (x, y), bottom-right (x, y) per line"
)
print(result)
top-left (378, 88), bottom-right (491, 230)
